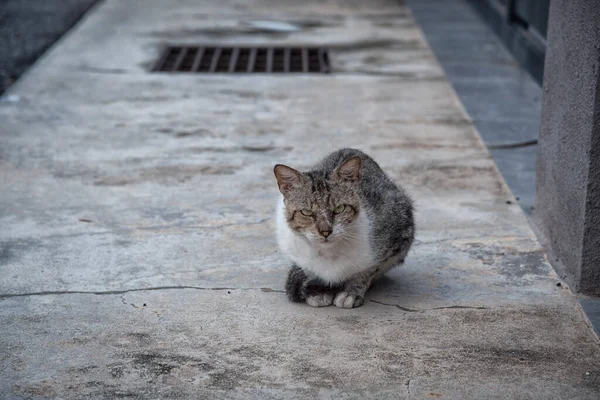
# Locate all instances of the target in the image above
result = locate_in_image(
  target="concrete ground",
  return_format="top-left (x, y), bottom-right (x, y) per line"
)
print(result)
top-left (1, 0), bottom-right (599, 398)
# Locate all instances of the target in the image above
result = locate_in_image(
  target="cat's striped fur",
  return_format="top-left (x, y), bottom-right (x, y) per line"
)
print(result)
top-left (274, 148), bottom-right (414, 308)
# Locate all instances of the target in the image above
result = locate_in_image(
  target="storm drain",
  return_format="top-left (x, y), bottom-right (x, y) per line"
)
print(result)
top-left (153, 46), bottom-right (330, 73)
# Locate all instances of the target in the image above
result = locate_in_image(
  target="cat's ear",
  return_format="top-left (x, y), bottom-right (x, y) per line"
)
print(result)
top-left (274, 164), bottom-right (304, 195)
top-left (335, 156), bottom-right (361, 182)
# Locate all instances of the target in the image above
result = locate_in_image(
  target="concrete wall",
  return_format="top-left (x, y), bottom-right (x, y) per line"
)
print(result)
top-left (534, 0), bottom-right (600, 295)
top-left (466, 0), bottom-right (547, 85)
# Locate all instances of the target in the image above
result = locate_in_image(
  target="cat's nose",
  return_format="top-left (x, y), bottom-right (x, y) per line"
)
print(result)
top-left (321, 230), bottom-right (331, 238)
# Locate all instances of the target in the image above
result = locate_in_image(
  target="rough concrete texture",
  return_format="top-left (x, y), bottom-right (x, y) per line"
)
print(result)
top-left (534, 0), bottom-right (600, 295)
top-left (0, 0), bottom-right (599, 398)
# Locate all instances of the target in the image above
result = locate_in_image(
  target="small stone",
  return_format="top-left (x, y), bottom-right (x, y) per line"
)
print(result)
top-left (0, 94), bottom-right (20, 102)
top-left (245, 20), bottom-right (301, 32)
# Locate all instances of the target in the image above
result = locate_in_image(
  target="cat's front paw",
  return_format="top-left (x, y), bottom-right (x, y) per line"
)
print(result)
top-left (306, 293), bottom-right (334, 307)
top-left (334, 291), bottom-right (364, 308)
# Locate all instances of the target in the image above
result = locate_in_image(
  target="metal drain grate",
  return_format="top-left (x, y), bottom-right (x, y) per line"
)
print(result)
top-left (153, 46), bottom-right (330, 73)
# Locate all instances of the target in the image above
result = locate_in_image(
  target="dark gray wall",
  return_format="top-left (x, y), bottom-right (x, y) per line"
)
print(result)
top-left (466, 0), bottom-right (547, 85)
top-left (534, 0), bottom-right (600, 295)
top-left (0, 0), bottom-right (99, 94)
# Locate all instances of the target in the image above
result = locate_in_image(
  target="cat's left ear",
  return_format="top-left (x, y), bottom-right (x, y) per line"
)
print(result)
top-left (335, 156), bottom-right (361, 182)
top-left (274, 164), bottom-right (304, 195)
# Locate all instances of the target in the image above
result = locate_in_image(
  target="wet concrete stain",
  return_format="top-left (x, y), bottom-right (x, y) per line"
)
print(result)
top-left (0, 243), bottom-right (13, 265)
top-left (361, 54), bottom-right (389, 65)
top-left (334, 315), bottom-right (361, 325)
top-left (217, 89), bottom-right (289, 101)
top-left (187, 145), bottom-right (292, 153)
top-left (129, 352), bottom-right (213, 378)
top-left (12, 381), bottom-right (56, 397)
top-left (371, 20), bottom-right (415, 28)
top-left (218, 89), bottom-right (260, 99)
top-left (202, 345), bottom-right (287, 390)
top-left (461, 345), bottom-right (558, 364)
top-left (229, 344), bottom-right (282, 362)
top-left (290, 356), bottom-right (338, 388)
top-left (6, 304), bottom-right (600, 396)
top-left (146, 16), bottom-right (345, 39)
top-left (113, 239), bottom-right (135, 248)
top-left (370, 141), bottom-right (472, 151)
top-left (94, 165), bottom-right (238, 186)
top-left (154, 127), bottom-right (217, 138)
top-left (393, 163), bottom-right (506, 195)
top-left (76, 66), bottom-right (128, 74)
top-left (360, 12), bottom-right (411, 20)
top-left (146, 27), bottom-right (293, 38)
top-left (332, 38), bottom-right (424, 52)
top-left (52, 165), bottom-right (97, 180)
top-left (461, 242), bottom-right (551, 281)
top-left (379, 117), bottom-right (472, 127)
top-left (70, 365), bottom-right (99, 374)
top-left (104, 332), bottom-right (217, 381)
top-left (0, 238), bottom-right (40, 265)
top-left (108, 363), bottom-right (124, 379)
top-left (344, 68), bottom-right (443, 80)
top-left (139, 208), bottom-right (185, 222)
top-left (80, 336), bottom-right (286, 391)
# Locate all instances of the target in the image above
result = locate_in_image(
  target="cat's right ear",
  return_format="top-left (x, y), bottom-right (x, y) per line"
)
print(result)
top-left (274, 164), bottom-right (303, 195)
top-left (335, 156), bottom-right (361, 182)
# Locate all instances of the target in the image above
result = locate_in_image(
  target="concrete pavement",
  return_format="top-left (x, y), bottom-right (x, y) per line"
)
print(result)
top-left (1, 0), bottom-right (599, 398)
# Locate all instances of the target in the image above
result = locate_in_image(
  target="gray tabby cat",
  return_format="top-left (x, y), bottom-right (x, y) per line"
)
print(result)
top-left (274, 148), bottom-right (414, 308)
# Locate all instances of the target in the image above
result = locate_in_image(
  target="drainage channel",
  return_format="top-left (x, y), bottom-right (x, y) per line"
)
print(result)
top-left (153, 46), bottom-right (330, 74)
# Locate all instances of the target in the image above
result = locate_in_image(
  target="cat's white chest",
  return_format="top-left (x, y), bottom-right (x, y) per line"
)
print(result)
top-left (275, 199), bottom-right (375, 284)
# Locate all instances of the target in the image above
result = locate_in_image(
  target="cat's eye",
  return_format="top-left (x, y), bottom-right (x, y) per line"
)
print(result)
top-left (333, 204), bottom-right (346, 214)
top-left (300, 209), bottom-right (313, 216)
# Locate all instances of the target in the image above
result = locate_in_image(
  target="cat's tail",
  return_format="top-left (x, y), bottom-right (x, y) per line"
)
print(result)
top-left (285, 264), bottom-right (308, 302)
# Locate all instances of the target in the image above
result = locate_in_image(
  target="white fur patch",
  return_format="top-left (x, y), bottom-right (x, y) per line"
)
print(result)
top-left (306, 293), bottom-right (333, 307)
top-left (334, 291), bottom-right (361, 308)
top-left (276, 196), bottom-right (376, 285)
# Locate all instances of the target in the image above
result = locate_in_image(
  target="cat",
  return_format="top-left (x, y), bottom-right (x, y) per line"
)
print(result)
top-left (274, 148), bottom-right (414, 308)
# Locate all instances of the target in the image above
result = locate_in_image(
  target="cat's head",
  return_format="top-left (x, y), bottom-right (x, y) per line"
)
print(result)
top-left (274, 156), bottom-right (362, 246)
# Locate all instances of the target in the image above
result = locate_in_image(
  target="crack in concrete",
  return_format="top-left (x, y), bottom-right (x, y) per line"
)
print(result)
top-left (405, 379), bottom-right (411, 399)
top-left (0, 286), bottom-right (285, 299)
top-left (120, 295), bottom-right (139, 308)
top-left (334, 71), bottom-right (446, 80)
top-left (370, 299), bottom-right (488, 312)
top-left (370, 299), bottom-right (420, 312)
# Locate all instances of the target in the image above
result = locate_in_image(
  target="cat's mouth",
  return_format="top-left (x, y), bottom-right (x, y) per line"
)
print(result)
top-left (317, 237), bottom-right (336, 246)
